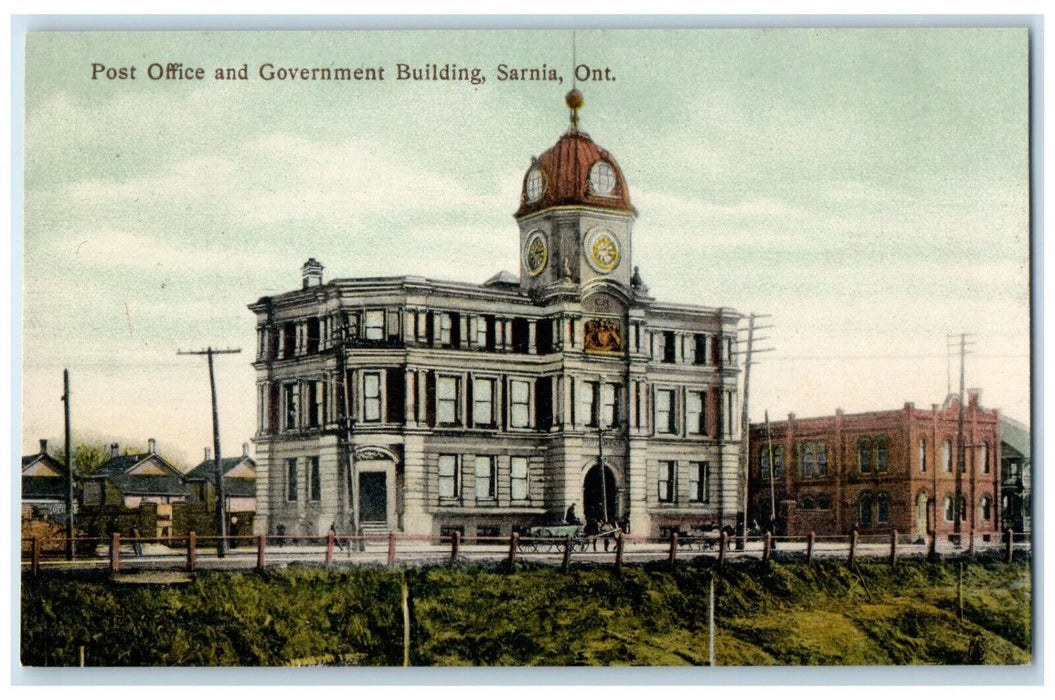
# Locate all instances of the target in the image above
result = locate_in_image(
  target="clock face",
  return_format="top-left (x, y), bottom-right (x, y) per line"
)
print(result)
top-left (526, 232), bottom-right (548, 276)
top-left (584, 228), bottom-right (620, 273)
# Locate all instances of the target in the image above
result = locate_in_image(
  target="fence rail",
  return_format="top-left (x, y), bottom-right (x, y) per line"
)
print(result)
top-left (21, 528), bottom-right (1031, 577)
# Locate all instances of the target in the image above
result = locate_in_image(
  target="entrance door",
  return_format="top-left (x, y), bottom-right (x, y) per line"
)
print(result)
top-left (359, 472), bottom-right (387, 523)
top-left (916, 492), bottom-right (929, 535)
top-left (583, 464), bottom-right (618, 524)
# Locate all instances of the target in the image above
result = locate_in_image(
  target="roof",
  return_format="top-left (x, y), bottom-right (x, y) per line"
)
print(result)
top-left (21, 452), bottom-right (66, 476)
top-left (223, 478), bottom-right (257, 498)
top-left (483, 270), bottom-right (519, 288)
top-left (110, 474), bottom-right (190, 497)
top-left (186, 456), bottom-right (256, 483)
top-left (22, 476), bottom-right (68, 501)
top-left (999, 416), bottom-right (1031, 459)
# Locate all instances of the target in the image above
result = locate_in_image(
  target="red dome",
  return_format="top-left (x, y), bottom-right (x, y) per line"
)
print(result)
top-left (515, 130), bottom-right (636, 218)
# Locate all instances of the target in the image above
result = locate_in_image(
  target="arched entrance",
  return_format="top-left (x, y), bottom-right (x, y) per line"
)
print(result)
top-left (583, 463), bottom-right (618, 524)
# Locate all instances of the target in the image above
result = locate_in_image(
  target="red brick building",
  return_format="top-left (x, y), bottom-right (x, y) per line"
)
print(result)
top-left (748, 391), bottom-right (1000, 544)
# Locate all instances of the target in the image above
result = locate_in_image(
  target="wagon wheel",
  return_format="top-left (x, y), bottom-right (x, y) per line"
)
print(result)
top-left (535, 530), bottom-right (554, 552)
top-left (575, 538), bottom-right (590, 553)
top-left (520, 537), bottom-right (538, 553)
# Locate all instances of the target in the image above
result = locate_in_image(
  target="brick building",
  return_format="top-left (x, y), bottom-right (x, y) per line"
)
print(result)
top-left (248, 91), bottom-right (744, 540)
top-left (748, 392), bottom-right (1001, 544)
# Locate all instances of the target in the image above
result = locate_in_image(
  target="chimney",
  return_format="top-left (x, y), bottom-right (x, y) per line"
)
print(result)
top-left (243, 442), bottom-right (250, 458)
top-left (204, 447), bottom-right (212, 462)
top-left (148, 438), bottom-right (157, 454)
top-left (111, 443), bottom-right (120, 459)
top-left (302, 258), bottom-right (324, 289)
top-left (39, 439), bottom-right (48, 455)
top-left (968, 388), bottom-right (982, 408)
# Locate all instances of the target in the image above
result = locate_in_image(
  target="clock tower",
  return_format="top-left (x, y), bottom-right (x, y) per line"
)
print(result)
top-left (515, 90), bottom-right (637, 297)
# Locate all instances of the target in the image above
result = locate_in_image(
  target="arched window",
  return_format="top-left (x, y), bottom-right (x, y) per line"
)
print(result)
top-left (943, 495), bottom-right (954, 522)
top-left (816, 494), bottom-right (831, 510)
top-left (979, 442), bottom-right (991, 474)
top-left (875, 437), bottom-right (889, 472)
top-left (859, 492), bottom-right (873, 526)
top-left (816, 443), bottom-right (828, 477)
top-left (801, 496), bottom-right (816, 510)
top-left (876, 493), bottom-right (890, 523)
top-left (958, 496), bottom-right (968, 521)
top-left (759, 445), bottom-right (770, 478)
top-left (801, 443), bottom-right (815, 478)
top-left (942, 440), bottom-right (953, 473)
top-left (980, 495), bottom-right (992, 521)
top-left (858, 438), bottom-right (873, 472)
top-left (917, 492), bottom-right (929, 531)
top-left (773, 446), bottom-right (785, 477)
top-left (918, 437), bottom-right (927, 473)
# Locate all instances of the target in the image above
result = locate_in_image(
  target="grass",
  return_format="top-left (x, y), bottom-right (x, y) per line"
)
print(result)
top-left (20, 557), bottom-right (1031, 666)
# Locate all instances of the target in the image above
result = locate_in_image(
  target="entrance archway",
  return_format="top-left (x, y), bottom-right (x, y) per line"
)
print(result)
top-left (583, 463), bottom-right (618, 525)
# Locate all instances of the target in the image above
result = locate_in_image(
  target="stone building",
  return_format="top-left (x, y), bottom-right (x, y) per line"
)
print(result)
top-left (249, 91), bottom-right (743, 540)
top-left (748, 392), bottom-right (1001, 544)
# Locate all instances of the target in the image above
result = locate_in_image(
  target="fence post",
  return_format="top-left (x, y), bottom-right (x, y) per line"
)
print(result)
top-left (889, 530), bottom-right (898, 566)
top-left (450, 530), bottom-right (461, 564)
top-left (325, 531), bottom-right (335, 565)
top-left (762, 533), bottom-right (772, 567)
top-left (718, 531), bottom-right (728, 567)
top-left (668, 531), bottom-right (679, 569)
top-left (257, 534), bottom-right (266, 571)
top-left (187, 532), bottom-right (197, 572)
top-left (561, 535), bottom-right (572, 572)
top-left (32, 537), bottom-right (40, 577)
top-left (110, 532), bottom-right (121, 574)
top-left (807, 531), bottom-right (815, 565)
top-left (507, 532), bottom-right (519, 569)
top-left (387, 531), bottom-right (397, 566)
top-left (1005, 529), bottom-right (1014, 564)
top-left (615, 532), bottom-right (624, 572)
top-left (847, 530), bottom-right (858, 568)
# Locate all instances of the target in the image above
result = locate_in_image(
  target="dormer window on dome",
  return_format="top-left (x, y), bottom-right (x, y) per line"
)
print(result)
top-left (525, 165), bottom-right (546, 202)
top-left (589, 161), bottom-right (616, 197)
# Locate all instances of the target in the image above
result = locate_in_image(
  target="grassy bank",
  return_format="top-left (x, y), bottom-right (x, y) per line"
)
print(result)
top-left (21, 557), bottom-right (1031, 666)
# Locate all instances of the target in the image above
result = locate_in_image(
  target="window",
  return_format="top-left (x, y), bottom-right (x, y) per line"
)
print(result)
top-left (875, 437), bottom-right (889, 472)
top-left (510, 457), bottom-right (529, 501)
top-left (284, 383), bottom-right (299, 430)
top-left (579, 381), bottom-right (597, 428)
top-left (761, 445), bottom-right (785, 478)
top-left (958, 496), bottom-right (967, 521)
top-left (306, 381), bottom-right (322, 428)
top-left (286, 458), bottom-right (298, 501)
top-left (589, 161), bottom-right (616, 195)
top-left (439, 313), bottom-right (453, 346)
top-left (437, 376), bottom-right (460, 425)
top-left (474, 456), bottom-right (496, 501)
top-left (816, 443), bottom-right (828, 476)
top-left (980, 494), bottom-right (992, 520)
top-left (724, 391), bottom-right (736, 437)
top-left (661, 331), bottom-right (676, 363)
top-left (759, 445), bottom-right (771, 477)
top-left (816, 494), bottom-right (832, 510)
top-left (658, 461), bottom-right (676, 503)
top-left (801, 443), bottom-right (816, 478)
top-left (942, 440), bottom-right (952, 473)
top-left (306, 318), bottom-right (320, 354)
top-left (473, 378), bottom-right (496, 427)
top-left (859, 493), bottom-right (873, 526)
top-left (943, 495), bottom-right (954, 522)
top-left (693, 334), bottom-right (708, 365)
top-left (687, 391), bottom-right (706, 434)
top-left (656, 389), bottom-right (676, 434)
top-left (364, 310), bottom-right (385, 341)
top-left (282, 322), bottom-right (296, 359)
top-left (474, 316), bottom-right (488, 347)
top-left (600, 383), bottom-right (618, 428)
top-left (876, 493), bottom-right (889, 523)
top-left (979, 443), bottom-right (990, 474)
top-left (858, 437), bottom-right (873, 472)
top-left (438, 455), bottom-right (459, 500)
top-left (919, 437), bottom-right (927, 473)
top-left (309, 457), bottom-right (321, 502)
top-left (801, 496), bottom-right (816, 510)
top-left (689, 462), bottom-right (709, 503)
top-left (510, 380), bottom-right (531, 428)
top-left (363, 372), bottom-right (382, 422)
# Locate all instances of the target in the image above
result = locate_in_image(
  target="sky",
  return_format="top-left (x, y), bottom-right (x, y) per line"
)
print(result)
top-left (19, 28), bottom-right (1031, 468)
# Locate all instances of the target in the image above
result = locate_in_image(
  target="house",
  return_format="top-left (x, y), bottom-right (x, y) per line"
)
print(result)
top-left (748, 392), bottom-right (1001, 545)
top-left (184, 443), bottom-right (258, 539)
top-left (81, 438), bottom-right (191, 539)
top-left (999, 415), bottom-right (1031, 533)
top-left (249, 91), bottom-right (744, 539)
top-left (21, 438), bottom-right (70, 519)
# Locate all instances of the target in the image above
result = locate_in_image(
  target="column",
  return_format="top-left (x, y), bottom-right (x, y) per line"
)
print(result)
top-left (528, 320), bottom-right (537, 354)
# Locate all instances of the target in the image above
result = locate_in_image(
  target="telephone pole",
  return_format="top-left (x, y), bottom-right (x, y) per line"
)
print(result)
top-left (178, 346), bottom-right (242, 557)
top-left (739, 313), bottom-right (773, 544)
top-left (947, 332), bottom-right (975, 541)
top-left (62, 369), bottom-right (75, 560)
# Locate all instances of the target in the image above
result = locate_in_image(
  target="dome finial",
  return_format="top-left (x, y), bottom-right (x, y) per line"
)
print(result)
top-left (566, 89), bottom-right (583, 131)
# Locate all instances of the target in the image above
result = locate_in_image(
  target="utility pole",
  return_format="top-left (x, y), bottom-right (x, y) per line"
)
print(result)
top-left (764, 410), bottom-right (777, 525)
top-left (178, 346), bottom-right (242, 557)
top-left (62, 369), bottom-right (75, 561)
top-left (947, 332), bottom-right (975, 542)
top-left (334, 319), bottom-right (359, 541)
top-left (739, 313), bottom-right (773, 544)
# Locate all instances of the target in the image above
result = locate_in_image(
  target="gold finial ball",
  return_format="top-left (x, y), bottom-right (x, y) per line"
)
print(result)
top-left (565, 89), bottom-right (584, 111)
